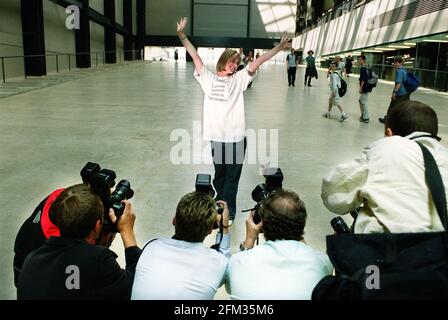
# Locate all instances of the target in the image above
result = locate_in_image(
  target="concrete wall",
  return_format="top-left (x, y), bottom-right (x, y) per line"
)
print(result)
top-left (0, 0), bottom-right (25, 81)
top-left (0, 0), bottom-right (128, 80)
top-left (292, 0), bottom-right (448, 57)
top-left (145, 0), bottom-right (296, 39)
top-left (115, 0), bottom-right (124, 26)
top-left (43, 0), bottom-right (76, 74)
top-left (193, 0), bottom-right (248, 37)
top-left (90, 0), bottom-right (104, 15)
top-left (90, 21), bottom-right (105, 64)
top-left (132, 0), bottom-right (137, 35)
top-left (146, 0), bottom-right (191, 36)
top-left (116, 34), bottom-right (124, 62)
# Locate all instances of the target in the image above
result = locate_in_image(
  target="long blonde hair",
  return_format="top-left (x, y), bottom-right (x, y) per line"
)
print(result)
top-left (216, 49), bottom-right (240, 72)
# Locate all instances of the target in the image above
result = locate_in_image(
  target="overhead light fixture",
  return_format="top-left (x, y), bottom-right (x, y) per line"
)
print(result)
top-left (363, 49), bottom-right (384, 53)
top-left (388, 45), bottom-right (411, 49)
top-left (404, 42), bottom-right (417, 46)
top-left (376, 47), bottom-right (397, 51)
top-left (423, 40), bottom-right (448, 43)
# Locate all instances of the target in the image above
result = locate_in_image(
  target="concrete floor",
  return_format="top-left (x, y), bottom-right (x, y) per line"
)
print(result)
top-left (1, 60), bottom-right (447, 300)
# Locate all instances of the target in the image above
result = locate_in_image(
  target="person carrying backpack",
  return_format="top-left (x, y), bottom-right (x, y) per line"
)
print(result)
top-left (358, 55), bottom-right (373, 123)
top-left (379, 56), bottom-right (410, 124)
top-left (323, 61), bottom-right (348, 122)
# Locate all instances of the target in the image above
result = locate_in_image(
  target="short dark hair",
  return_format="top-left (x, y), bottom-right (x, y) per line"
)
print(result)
top-left (385, 101), bottom-right (438, 137)
top-left (174, 192), bottom-right (217, 242)
top-left (52, 184), bottom-right (104, 239)
top-left (358, 55), bottom-right (366, 61)
top-left (394, 57), bottom-right (403, 64)
top-left (260, 189), bottom-right (307, 242)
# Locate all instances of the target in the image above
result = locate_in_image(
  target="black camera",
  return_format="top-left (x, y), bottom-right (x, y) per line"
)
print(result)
top-left (195, 174), bottom-right (224, 225)
top-left (250, 168), bottom-right (284, 224)
top-left (81, 162), bottom-right (134, 231)
top-left (330, 208), bottom-right (359, 234)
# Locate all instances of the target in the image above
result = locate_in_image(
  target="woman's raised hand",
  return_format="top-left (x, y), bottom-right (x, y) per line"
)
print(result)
top-left (280, 36), bottom-right (292, 49)
top-left (177, 17), bottom-right (188, 33)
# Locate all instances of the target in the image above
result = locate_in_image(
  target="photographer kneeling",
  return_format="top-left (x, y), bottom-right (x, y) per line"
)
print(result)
top-left (315, 101), bottom-right (448, 299)
top-left (17, 184), bottom-right (141, 300)
top-left (321, 101), bottom-right (448, 233)
top-left (226, 189), bottom-right (332, 300)
top-left (131, 191), bottom-right (230, 300)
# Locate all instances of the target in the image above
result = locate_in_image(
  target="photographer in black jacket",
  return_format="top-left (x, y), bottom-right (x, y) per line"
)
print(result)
top-left (17, 183), bottom-right (141, 300)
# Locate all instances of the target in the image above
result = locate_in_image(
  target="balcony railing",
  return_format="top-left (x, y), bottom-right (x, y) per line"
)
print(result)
top-left (0, 50), bottom-right (142, 83)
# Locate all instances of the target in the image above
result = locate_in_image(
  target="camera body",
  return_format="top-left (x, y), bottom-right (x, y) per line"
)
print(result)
top-left (195, 174), bottom-right (224, 227)
top-left (81, 162), bottom-right (134, 231)
top-left (251, 168), bottom-right (284, 224)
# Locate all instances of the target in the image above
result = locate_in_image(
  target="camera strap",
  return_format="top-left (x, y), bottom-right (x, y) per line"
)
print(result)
top-left (210, 219), bottom-right (224, 252)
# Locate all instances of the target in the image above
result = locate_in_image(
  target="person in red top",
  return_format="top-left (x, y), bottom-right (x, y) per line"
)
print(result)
top-left (13, 187), bottom-right (116, 286)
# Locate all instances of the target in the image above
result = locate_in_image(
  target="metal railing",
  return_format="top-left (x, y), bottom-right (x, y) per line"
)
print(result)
top-left (298, 0), bottom-right (375, 36)
top-left (319, 61), bottom-right (448, 92)
top-left (357, 64), bottom-right (448, 92)
top-left (0, 50), bottom-right (142, 83)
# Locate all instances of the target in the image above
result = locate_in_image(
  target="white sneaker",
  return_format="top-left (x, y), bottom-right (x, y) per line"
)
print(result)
top-left (339, 113), bottom-right (349, 122)
top-left (228, 219), bottom-right (233, 226)
top-left (322, 112), bottom-right (331, 118)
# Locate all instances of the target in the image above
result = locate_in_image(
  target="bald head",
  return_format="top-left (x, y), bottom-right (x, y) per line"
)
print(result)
top-left (260, 189), bottom-right (307, 241)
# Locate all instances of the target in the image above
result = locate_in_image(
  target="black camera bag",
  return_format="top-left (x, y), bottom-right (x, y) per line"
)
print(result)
top-left (312, 143), bottom-right (448, 300)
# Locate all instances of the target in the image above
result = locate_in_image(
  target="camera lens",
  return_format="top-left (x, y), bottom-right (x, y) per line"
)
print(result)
top-left (109, 180), bottom-right (134, 217)
top-left (251, 184), bottom-right (268, 203)
top-left (216, 203), bottom-right (223, 215)
top-left (331, 217), bottom-right (351, 234)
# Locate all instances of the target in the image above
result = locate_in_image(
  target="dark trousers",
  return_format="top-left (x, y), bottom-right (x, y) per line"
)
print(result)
top-left (287, 67), bottom-right (296, 85)
top-left (386, 94), bottom-right (410, 116)
top-left (211, 138), bottom-right (247, 220)
top-left (305, 74), bottom-right (312, 85)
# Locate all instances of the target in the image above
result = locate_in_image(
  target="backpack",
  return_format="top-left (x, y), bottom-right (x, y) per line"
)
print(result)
top-left (335, 73), bottom-right (347, 97)
top-left (366, 68), bottom-right (378, 88)
top-left (404, 71), bottom-right (420, 93)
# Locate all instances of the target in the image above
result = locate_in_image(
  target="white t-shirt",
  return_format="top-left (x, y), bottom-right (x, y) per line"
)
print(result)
top-left (194, 66), bottom-right (255, 142)
top-left (329, 71), bottom-right (341, 93)
top-left (226, 240), bottom-right (333, 300)
top-left (131, 234), bottom-right (230, 300)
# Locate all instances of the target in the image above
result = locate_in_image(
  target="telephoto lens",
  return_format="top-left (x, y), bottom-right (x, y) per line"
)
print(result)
top-left (330, 217), bottom-right (351, 234)
top-left (109, 180), bottom-right (134, 217)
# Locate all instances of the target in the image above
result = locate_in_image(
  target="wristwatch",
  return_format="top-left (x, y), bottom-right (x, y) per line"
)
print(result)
top-left (239, 241), bottom-right (250, 251)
